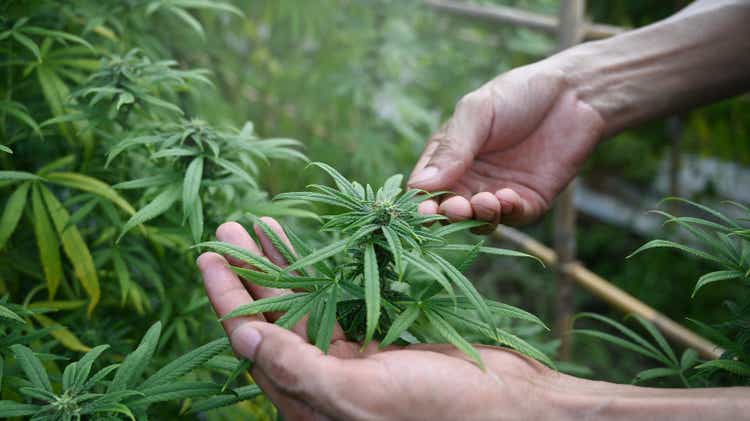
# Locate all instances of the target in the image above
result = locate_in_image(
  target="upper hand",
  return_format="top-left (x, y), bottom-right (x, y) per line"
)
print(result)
top-left (408, 61), bottom-right (605, 227)
top-left (197, 218), bottom-right (557, 420)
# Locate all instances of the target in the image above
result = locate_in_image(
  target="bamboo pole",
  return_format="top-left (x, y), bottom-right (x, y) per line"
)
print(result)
top-left (552, 0), bottom-right (585, 361)
top-left (424, 0), bottom-right (626, 40)
top-left (494, 225), bottom-right (724, 360)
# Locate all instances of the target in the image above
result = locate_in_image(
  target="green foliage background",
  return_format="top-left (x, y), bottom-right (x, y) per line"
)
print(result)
top-left (1, 0), bottom-right (748, 418)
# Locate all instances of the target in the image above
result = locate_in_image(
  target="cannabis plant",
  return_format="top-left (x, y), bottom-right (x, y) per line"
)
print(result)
top-left (200, 163), bottom-right (551, 367)
top-left (579, 198), bottom-right (750, 386)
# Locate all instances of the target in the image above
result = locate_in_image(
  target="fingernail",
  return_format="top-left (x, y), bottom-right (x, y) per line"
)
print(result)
top-left (232, 324), bottom-right (262, 360)
top-left (409, 166), bottom-right (438, 186)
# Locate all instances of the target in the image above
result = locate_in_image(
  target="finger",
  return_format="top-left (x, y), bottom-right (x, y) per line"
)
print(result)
top-left (438, 195), bottom-right (473, 222)
top-left (254, 217), bottom-right (347, 342)
top-left (197, 252), bottom-right (266, 341)
top-left (408, 135), bottom-right (440, 185)
top-left (469, 192), bottom-right (500, 234)
top-left (232, 322), bottom-right (378, 419)
top-left (494, 188), bottom-right (539, 226)
top-left (418, 199), bottom-right (439, 215)
top-left (253, 216), bottom-right (294, 268)
top-left (216, 222), bottom-right (289, 301)
top-left (408, 90), bottom-right (493, 191)
top-left (251, 370), bottom-right (317, 420)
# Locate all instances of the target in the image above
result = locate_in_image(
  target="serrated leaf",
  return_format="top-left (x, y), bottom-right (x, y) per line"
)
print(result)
top-left (108, 322), bottom-right (162, 393)
top-left (230, 266), bottom-right (330, 289)
top-left (32, 313), bottom-right (91, 352)
top-left (440, 244), bottom-right (544, 266)
top-left (633, 367), bottom-right (681, 383)
top-left (432, 220), bottom-right (487, 237)
top-left (428, 251), bottom-right (495, 336)
top-left (363, 242), bottom-right (380, 346)
top-left (139, 338), bottom-right (229, 390)
top-left (695, 359), bottom-right (750, 376)
top-left (283, 238), bottom-right (347, 274)
top-left (628, 239), bottom-right (725, 265)
top-left (680, 348), bottom-right (699, 371)
top-left (220, 293), bottom-right (310, 320)
top-left (0, 303), bottom-right (24, 323)
top-left (275, 290), bottom-right (323, 329)
top-left (309, 162), bottom-right (355, 195)
top-left (0, 182), bottom-right (30, 249)
top-left (692, 270), bottom-right (743, 297)
top-left (32, 185), bottom-right (63, 299)
top-left (196, 241), bottom-right (280, 273)
top-left (182, 156), bottom-right (204, 218)
top-left (73, 345), bottom-right (110, 391)
top-left (0, 171), bottom-right (44, 182)
top-left (131, 381), bottom-right (220, 407)
top-left (119, 184), bottom-right (181, 241)
top-left (379, 305), bottom-right (420, 348)
top-left (10, 344), bottom-right (52, 392)
top-left (0, 400), bottom-right (39, 417)
top-left (189, 384), bottom-right (262, 413)
top-left (46, 172), bottom-right (135, 215)
top-left (424, 309), bottom-right (483, 368)
top-left (382, 225), bottom-right (403, 277)
top-left (315, 285), bottom-right (339, 353)
top-left (41, 187), bottom-right (100, 315)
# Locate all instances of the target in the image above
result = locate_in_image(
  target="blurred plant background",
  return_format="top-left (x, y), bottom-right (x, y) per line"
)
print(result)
top-left (1, 0), bottom-right (748, 418)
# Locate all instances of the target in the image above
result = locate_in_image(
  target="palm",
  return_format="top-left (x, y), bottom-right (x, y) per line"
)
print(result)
top-left (199, 219), bottom-right (549, 420)
top-left (409, 65), bottom-right (604, 226)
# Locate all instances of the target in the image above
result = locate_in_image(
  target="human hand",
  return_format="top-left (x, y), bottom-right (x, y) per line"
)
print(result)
top-left (408, 60), bottom-right (605, 227)
top-left (197, 218), bottom-right (558, 420)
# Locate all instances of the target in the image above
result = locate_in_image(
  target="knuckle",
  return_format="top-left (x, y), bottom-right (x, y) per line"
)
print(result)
top-left (265, 346), bottom-right (303, 393)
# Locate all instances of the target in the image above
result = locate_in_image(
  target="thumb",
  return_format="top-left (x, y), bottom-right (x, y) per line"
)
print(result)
top-left (408, 90), bottom-right (493, 191)
top-left (229, 321), bottom-right (350, 412)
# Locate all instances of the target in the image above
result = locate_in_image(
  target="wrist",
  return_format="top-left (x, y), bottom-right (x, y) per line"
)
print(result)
top-left (538, 372), bottom-right (750, 421)
top-left (549, 1), bottom-right (750, 138)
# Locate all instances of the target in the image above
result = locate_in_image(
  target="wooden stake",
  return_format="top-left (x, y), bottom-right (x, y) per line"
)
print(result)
top-left (494, 225), bottom-right (724, 360)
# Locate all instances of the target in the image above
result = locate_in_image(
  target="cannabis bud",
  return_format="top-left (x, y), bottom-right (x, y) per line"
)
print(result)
top-left (199, 162), bottom-right (551, 367)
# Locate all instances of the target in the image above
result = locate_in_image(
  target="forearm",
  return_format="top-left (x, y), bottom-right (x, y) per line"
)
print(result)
top-left (539, 373), bottom-right (750, 421)
top-left (554, 0), bottom-right (750, 137)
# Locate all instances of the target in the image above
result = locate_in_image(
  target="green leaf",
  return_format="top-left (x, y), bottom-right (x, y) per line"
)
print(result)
top-left (12, 32), bottom-right (41, 61)
top-left (10, 344), bottom-right (52, 392)
top-left (189, 198), bottom-right (204, 243)
top-left (0, 182), bottom-right (30, 249)
top-left (633, 367), bottom-right (681, 383)
top-left (402, 252), bottom-right (454, 298)
top-left (250, 215), bottom-right (301, 271)
top-left (196, 241), bottom-right (281, 273)
top-left (309, 162), bottom-right (355, 195)
top-left (169, 6), bottom-right (206, 38)
top-left (283, 238), bottom-right (347, 273)
top-left (209, 156), bottom-right (257, 188)
top-left (0, 401), bottom-right (39, 417)
top-left (692, 270), bottom-right (743, 297)
top-left (382, 225), bottom-right (403, 276)
top-left (221, 359), bottom-right (251, 392)
top-left (119, 184), bottom-right (181, 241)
top-left (0, 171), bottom-right (43, 182)
top-left (432, 220), bottom-right (487, 237)
top-left (494, 328), bottom-right (554, 368)
top-left (108, 322), bottom-right (162, 393)
top-left (73, 345), bottom-right (110, 391)
top-left (428, 251), bottom-right (495, 336)
top-left (0, 303), bottom-right (24, 323)
top-left (32, 185), bottom-right (63, 298)
top-left (572, 329), bottom-right (663, 363)
top-left (113, 174), bottom-right (180, 190)
top-left (41, 187), bottom-right (100, 315)
top-left (230, 266), bottom-right (330, 289)
top-left (440, 244), bottom-right (544, 266)
top-left (695, 359), bottom-right (750, 376)
top-left (139, 338), bottom-right (230, 390)
top-left (182, 156), bottom-right (204, 218)
top-left (573, 313), bottom-right (666, 364)
top-left (379, 305), bottom-right (420, 348)
top-left (275, 290), bottom-right (323, 329)
top-left (131, 381), bottom-right (220, 407)
top-left (189, 385), bottom-right (262, 413)
top-left (424, 309), bottom-right (483, 368)
top-left (220, 293), bottom-right (310, 320)
top-left (363, 242), bottom-right (381, 346)
top-left (631, 315), bottom-right (678, 366)
top-left (628, 239), bottom-right (725, 265)
top-left (46, 172), bottom-right (136, 215)
top-left (680, 349), bottom-right (699, 371)
top-left (315, 285), bottom-right (339, 353)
